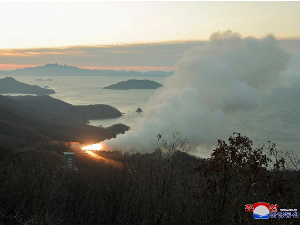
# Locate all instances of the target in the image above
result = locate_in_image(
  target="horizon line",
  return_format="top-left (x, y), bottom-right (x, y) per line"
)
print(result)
top-left (0, 64), bottom-right (175, 72)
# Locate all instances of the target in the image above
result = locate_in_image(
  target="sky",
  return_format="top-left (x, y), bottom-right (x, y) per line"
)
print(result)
top-left (0, 1), bottom-right (300, 71)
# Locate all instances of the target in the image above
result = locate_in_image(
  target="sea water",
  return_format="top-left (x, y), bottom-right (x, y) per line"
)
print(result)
top-left (1, 75), bottom-right (300, 154)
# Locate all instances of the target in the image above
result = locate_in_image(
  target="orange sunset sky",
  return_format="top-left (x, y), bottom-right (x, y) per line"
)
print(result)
top-left (0, 1), bottom-right (299, 72)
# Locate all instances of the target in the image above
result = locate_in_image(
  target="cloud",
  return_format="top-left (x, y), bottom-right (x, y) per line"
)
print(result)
top-left (0, 41), bottom-right (205, 70)
top-left (0, 38), bottom-right (298, 72)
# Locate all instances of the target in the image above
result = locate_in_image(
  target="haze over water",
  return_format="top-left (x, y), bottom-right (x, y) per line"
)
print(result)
top-left (2, 74), bottom-right (299, 156)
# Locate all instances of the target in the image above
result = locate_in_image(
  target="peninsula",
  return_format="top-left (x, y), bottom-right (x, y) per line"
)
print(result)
top-left (0, 77), bottom-right (55, 95)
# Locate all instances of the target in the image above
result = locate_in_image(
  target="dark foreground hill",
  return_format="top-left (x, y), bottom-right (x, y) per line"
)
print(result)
top-left (0, 77), bottom-right (55, 95)
top-left (0, 95), bottom-right (122, 145)
top-left (103, 79), bottom-right (162, 90)
top-left (1, 132), bottom-right (299, 225)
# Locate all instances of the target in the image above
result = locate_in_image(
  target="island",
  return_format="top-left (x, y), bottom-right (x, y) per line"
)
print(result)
top-left (0, 77), bottom-right (55, 95)
top-left (103, 79), bottom-right (162, 90)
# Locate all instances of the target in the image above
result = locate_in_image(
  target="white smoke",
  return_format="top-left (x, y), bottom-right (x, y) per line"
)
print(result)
top-left (103, 30), bottom-right (290, 155)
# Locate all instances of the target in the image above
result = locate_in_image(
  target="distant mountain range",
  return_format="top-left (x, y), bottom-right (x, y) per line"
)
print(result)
top-left (0, 63), bottom-right (174, 77)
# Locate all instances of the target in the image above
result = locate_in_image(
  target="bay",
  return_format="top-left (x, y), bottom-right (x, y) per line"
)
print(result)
top-left (1, 75), bottom-right (300, 154)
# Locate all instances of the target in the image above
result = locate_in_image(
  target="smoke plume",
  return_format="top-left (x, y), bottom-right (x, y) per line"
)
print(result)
top-left (103, 30), bottom-right (290, 155)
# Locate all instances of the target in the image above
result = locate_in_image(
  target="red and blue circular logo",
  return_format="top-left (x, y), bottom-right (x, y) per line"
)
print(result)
top-left (254, 202), bottom-right (270, 219)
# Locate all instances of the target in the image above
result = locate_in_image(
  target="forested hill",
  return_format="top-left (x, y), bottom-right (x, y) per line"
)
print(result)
top-left (9, 95), bottom-right (122, 120)
top-left (0, 95), bottom-right (122, 145)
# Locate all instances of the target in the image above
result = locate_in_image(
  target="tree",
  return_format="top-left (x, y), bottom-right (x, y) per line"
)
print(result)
top-left (193, 132), bottom-right (296, 224)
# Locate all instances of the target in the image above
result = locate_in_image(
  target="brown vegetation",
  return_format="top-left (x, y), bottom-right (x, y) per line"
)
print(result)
top-left (0, 133), bottom-right (299, 224)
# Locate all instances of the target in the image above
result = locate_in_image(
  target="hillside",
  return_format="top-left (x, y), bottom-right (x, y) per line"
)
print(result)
top-left (0, 95), bottom-right (122, 145)
top-left (103, 79), bottom-right (163, 90)
top-left (0, 77), bottom-right (55, 95)
top-left (10, 95), bottom-right (122, 120)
